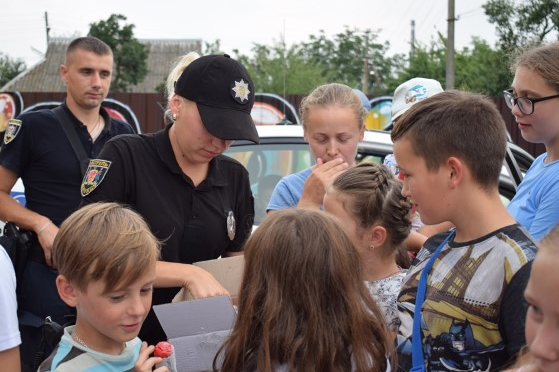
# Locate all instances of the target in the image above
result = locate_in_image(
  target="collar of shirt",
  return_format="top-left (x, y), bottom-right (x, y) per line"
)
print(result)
top-left (155, 123), bottom-right (229, 188)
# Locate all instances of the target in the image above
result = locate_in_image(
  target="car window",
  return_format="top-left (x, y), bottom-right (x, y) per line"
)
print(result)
top-left (226, 143), bottom-right (312, 224)
top-left (356, 153), bottom-right (385, 166)
top-left (225, 141), bottom-right (392, 224)
top-left (226, 143), bottom-right (388, 191)
top-left (366, 96), bottom-right (393, 130)
top-left (227, 143), bottom-right (312, 186)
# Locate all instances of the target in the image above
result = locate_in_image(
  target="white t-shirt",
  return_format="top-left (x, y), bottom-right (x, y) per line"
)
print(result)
top-left (365, 270), bottom-right (407, 332)
top-left (0, 245), bottom-right (21, 351)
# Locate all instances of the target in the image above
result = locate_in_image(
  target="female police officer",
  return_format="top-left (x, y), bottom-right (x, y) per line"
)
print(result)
top-left (81, 54), bottom-right (258, 344)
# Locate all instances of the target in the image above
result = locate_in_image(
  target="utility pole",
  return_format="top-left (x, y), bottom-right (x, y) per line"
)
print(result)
top-left (45, 12), bottom-right (51, 46)
top-left (410, 20), bottom-right (416, 59)
top-left (446, 0), bottom-right (455, 89)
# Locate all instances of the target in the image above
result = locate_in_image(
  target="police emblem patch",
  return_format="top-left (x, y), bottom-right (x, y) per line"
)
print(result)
top-left (3, 119), bottom-right (22, 145)
top-left (81, 159), bottom-right (112, 196)
top-left (230, 79), bottom-right (251, 104)
top-left (227, 210), bottom-right (236, 241)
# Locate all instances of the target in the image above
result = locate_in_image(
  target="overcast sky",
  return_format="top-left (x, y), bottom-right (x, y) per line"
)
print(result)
top-left (2, 0), bottom-right (497, 67)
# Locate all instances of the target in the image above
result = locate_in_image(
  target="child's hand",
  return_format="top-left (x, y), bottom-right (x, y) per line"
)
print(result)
top-left (134, 342), bottom-right (169, 372)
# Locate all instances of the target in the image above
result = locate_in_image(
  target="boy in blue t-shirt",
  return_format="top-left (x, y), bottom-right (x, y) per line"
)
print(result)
top-left (38, 202), bottom-right (167, 372)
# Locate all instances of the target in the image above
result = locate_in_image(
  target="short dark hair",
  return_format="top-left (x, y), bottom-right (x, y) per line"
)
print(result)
top-left (66, 36), bottom-right (112, 60)
top-left (391, 90), bottom-right (507, 188)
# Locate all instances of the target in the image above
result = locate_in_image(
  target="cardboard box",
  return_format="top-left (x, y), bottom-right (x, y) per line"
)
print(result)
top-left (154, 295), bottom-right (236, 372)
top-left (172, 255), bottom-right (245, 303)
top-left (154, 255), bottom-right (245, 372)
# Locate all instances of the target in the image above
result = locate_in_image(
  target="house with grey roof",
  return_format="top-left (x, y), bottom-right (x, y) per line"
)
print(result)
top-left (1, 37), bottom-right (202, 93)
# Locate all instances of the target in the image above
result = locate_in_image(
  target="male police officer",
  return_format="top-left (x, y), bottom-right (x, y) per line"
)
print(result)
top-left (0, 36), bottom-right (134, 371)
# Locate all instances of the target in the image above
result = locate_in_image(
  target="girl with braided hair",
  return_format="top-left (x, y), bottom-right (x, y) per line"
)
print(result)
top-left (324, 162), bottom-right (412, 334)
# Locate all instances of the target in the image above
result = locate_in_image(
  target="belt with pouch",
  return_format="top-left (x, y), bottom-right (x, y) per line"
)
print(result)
top-left (17, 228), bottom-right (48, 265)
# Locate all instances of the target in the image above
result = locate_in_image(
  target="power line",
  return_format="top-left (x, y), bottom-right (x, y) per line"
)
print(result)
top-left (458, 6), bottom-right (483, 18)
top-left (415, 0), bottom-right (446, 42)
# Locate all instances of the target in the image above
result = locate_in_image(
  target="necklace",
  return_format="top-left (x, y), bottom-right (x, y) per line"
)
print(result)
top-left (72, 330), bottom-right (89, 348)
top-left (72, 330), bottom-right (127, 353)
top-left (89, 115), bottom-right (102, 140)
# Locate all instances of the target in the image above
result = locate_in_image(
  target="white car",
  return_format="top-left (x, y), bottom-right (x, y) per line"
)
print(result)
top-left (224, 125), bottom-right (533, 225)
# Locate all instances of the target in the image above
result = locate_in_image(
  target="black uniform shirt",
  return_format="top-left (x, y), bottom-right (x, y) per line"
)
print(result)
top-left (0, 102), bottom-right (133, 224)
top-left (81, 123), bottom-right (254, 342)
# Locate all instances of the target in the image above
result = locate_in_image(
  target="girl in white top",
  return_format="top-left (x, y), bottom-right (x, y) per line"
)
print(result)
top-left (324, 162), bottom-right (412, 334)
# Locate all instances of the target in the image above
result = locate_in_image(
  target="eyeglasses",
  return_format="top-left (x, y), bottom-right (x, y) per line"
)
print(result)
top-left (503, 89), bottom-right (559, 115)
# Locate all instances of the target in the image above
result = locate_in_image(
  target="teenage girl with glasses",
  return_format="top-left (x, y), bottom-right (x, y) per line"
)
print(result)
top-left (504, 42), bottom-right (559, 241)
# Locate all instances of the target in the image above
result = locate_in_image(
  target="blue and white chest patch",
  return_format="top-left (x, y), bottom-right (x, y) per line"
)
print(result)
top-left (81, 159), bottom-right (112, 196)
top-left (3, 119), bottom-right (22, 145)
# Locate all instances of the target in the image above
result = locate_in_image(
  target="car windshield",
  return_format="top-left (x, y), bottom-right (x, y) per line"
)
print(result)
top-left (225, 139), bottom-right (391, 224)
top-left (226, 143), bottom-right (313, 224)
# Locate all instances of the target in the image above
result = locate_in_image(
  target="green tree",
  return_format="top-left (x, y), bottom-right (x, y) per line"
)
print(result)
top-left (455, 37), bottom-right (511, 95)
top-left (0, 53), bottom-right (26, 88)
top-left (395, 35), bottom-right (447, 89)
top-left (236, 40), bottom-right (327, 94)
top-left (235, 28), bottom-right (404, 95)
top-left (300, 27), bottom-right (399, 95)
top-left (88, 14), bottom-right (148, 92)
top-left (204, 39), bottom-right (225, 55)
top-left (396, 36), bottom-right (511, 95)
top-left (484, 0), bottom-right (559, 52)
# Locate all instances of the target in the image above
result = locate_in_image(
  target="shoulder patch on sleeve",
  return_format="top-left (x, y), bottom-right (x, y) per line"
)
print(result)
top-left (81, 159), bottom-right (112, 196)
top-left (3, 119), bottom-right (22, 145)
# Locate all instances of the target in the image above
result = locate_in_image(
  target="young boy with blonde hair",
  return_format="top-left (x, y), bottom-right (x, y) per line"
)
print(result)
top-left (392, 91), bottom-right (538, 372)
top-left (38, 202), bottom-right (167, 372)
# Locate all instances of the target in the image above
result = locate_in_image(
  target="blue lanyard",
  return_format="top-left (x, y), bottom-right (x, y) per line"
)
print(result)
top-left (411, 230), bottom-right (455, 372)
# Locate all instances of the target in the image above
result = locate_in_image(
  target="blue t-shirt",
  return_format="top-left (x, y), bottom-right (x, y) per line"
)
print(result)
top-left (266, 168), bottom-right (312, 211)
top-left (507, 153), bottom-right (559, 240)
top-left (38, 326), bottom-right (141, 371)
